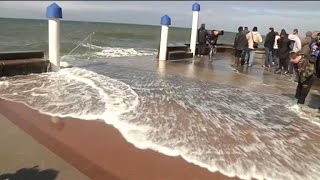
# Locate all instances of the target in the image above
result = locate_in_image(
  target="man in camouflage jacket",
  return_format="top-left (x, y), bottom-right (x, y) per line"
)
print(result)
top-left (290, 51), bottom-right (316, 104)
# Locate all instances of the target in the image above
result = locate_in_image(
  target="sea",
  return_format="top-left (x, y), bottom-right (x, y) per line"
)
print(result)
top-left (0, 17), bottom-right (236, 59)
top-left (0, 17), bottom-right (320, 180)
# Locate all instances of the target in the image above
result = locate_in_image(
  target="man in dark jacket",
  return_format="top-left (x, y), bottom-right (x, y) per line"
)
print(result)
top-left (264, 27), bottom-right (276, 68)
top-left (233, 26), bottom-right (247, 70)
top-left (197, 24), bottom-right (208, 56)
top-left (275, 29), bottom-right (291, 74)
top-left (290, 50), bottom-right (315, 105)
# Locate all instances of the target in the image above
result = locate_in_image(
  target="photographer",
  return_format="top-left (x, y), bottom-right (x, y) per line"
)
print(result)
top-left (207, 29), bottom-right (224, 61)
top-left (290, 50), bottom-right (315, 105)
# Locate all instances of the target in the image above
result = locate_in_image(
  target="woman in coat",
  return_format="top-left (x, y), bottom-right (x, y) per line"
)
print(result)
top-left (275, 29), bottom-right (291, 74)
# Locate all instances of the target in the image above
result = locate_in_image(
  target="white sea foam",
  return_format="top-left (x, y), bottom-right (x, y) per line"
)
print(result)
top-left (0, 68), bottom-right (320, 180)
top-left (287, 103), bottom-right (320, 126)
top-left (60, 61), bottom-right (72, 68)
top-left (61, 44), bottom-right (156, 60)
top-left (83, 43), bottom-right (157, 58)
top-left (0, 67), bottom-right (140, 123)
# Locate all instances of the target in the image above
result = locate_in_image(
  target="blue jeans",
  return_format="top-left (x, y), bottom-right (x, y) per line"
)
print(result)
top-left (248, 49), bottom-right (255, 65)
top-left (244, 48), bottom-right (250, 63)
top-left (264, 47), bottom-right (273, 66)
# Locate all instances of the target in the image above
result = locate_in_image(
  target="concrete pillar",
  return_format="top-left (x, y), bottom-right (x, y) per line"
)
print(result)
top-left (190, 3), bottom-right (200, 56)
top-left (46, 3), bottom-right (62, 71)
top-left (159, 15), bottom-right (171, 61)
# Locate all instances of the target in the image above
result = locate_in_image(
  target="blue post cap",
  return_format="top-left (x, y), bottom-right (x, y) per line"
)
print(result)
top-left (160, 15), bottom-right (171, 26)
top-left (46, 3), bottom-right (62, 19)
top-left (192, 3), bottom-right (200, 11)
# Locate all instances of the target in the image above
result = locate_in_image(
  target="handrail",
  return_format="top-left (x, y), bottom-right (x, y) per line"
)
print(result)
top-left (62, 32), bottom-right (95, 59)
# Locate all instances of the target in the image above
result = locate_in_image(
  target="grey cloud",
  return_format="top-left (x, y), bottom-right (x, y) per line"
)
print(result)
top-left (0, 1), bottom-right (319, 35)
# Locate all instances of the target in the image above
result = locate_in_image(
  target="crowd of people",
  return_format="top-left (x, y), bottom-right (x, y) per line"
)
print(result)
top-left (233, 26), bottom-right (320, 106)
top-left (197, 24), bottom-right (320, 108)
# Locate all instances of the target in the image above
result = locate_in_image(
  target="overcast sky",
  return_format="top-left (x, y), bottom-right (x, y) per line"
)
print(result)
top-left (0, 1), bottom-right (319, 35)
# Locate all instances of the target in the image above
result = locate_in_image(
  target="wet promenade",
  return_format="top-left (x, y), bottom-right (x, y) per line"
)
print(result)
top-left (0, 53), bottom-right (320, 180)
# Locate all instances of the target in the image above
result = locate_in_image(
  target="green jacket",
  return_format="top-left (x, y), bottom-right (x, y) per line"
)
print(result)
top-left (294, 53), bottom-right (316, 83)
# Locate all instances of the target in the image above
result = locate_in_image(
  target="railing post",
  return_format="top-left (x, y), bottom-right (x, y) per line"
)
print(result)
top-left (46, 3), bottom-right (62, 71)
top-left (190, 3), bottom-right (200, 56)
top-left (159, 15), bottom-right (171, 61)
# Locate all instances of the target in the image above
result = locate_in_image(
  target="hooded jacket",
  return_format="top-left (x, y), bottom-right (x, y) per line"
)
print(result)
top-left (301, 31), bottom-right (313, 54)
top-left (278, 32), bottom-right (291, 59)
top-left (288, 34), bottom-right (302, 53)
top-left (264, 31), bottom-right (276, 49)
top-left (198, 26), bottom-right (208, 44)
top-left (246, 31), bottom-right (263, 49)
top-left (234, 30), bottom-right (248, 50)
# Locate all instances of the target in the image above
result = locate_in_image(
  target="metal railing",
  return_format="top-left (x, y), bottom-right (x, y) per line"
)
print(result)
top-left (62, 32), bottom-right (95, 59)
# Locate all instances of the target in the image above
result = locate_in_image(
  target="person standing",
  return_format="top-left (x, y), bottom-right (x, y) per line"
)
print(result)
top-left (301, 31), bottom-right (313, 54)
top-left (275, 29), bottom-right (291, 74)
top-left (273, 32), bottom-right (280, 66)
top-left (246, 26), bottom-right (263, 67)
top-left (197, 24), bottom-right (208, 56)
top-left (233, 26), bottom-right (247, 70)
top-left (288, 29), bottom-right (302, 74)
top-left (243, 26), bottom-right (250, 63)
top-left (263, 27), bottom-right (276, 68)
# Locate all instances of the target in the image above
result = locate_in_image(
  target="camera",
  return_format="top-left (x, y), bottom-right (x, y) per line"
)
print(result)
top-left (310, 43), bottom-right (320, 57)
top-left (212, 30), bottom-right (224, 36)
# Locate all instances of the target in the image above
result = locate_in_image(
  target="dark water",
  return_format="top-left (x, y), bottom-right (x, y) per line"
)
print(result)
top-left (1, 17), bottom-right (319, 180)
top-left (0, 17), bottom-right (237, 59)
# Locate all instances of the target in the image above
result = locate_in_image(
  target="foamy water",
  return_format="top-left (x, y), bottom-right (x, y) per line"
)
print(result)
top-left (86, 44), bottom-right (157, 57)
top-left (61, 44), bottom-right (157, 60)
top-left (0, 67), bottom-right (320, 180)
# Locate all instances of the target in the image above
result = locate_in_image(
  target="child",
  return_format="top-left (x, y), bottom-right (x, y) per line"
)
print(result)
top-left (290, 51), bottom-right (316, 105)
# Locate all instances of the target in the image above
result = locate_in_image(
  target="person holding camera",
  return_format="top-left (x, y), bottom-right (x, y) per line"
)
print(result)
top-left (207, 29), bottom-right (223, 61)
top-left (290, 50), bottom-right (316, 105)
top-left (246, 27), bottom-right (263, 67)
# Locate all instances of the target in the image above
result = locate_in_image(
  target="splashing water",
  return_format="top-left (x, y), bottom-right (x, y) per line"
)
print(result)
top-left (0, 67), bottom-right (140, 122)
top-left (60, 44), bottom-right (157, 61)
top-left (0, 67), bottom-right (320, 180)
top-left (83, 43), bottom-right (157, 58)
